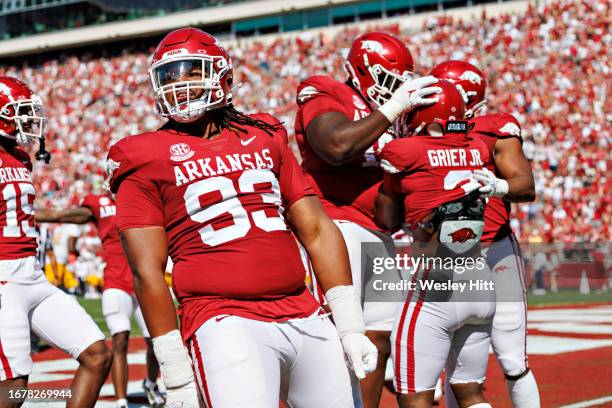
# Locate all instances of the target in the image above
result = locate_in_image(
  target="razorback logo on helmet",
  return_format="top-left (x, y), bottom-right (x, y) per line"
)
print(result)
top-left (169, 143), bottom-right (195, 162)
top-left (499, 122), bottom-right (521, 137)
top-left (297, 86), bottom-right (319, 104)
top-left (352, 95), bottom-right (367, 110)
top-left (106, 159), bottom-right (120, 180)
top-left (459, 70), bottom-right (483, 84)
top-left (450, 228), bottom-right (477, 243)
top-left (360, 40), bottom-right (386, 55)
top-left (213, 37), bottom-right (226, 51)
top-left (0, 83), bottom-right (12, 98)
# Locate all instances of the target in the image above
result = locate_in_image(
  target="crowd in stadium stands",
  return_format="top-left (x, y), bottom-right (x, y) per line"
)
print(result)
top-left (1, 0), bottom-right (609, 279)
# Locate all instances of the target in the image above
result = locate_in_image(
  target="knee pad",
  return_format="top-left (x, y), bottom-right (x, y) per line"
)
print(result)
top-left (505, 367), bottom-right (531, 381)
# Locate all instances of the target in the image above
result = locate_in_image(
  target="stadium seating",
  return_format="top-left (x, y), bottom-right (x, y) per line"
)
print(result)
top-left (1, 0), bottom-right (608, 243)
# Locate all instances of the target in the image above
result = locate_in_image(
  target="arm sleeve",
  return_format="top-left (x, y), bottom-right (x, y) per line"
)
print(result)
top-left (115, 176), bottom-right (165, 232)
top-left (495, 113), bottom-right (523, 143)
top-left (473, 113), bottom-right (523, 147)
top-left (107, 141), bottom-right (165, 231)
top-left (379, 139), bottom-right (417, 173)
top-left (278, 138), bottom-right (316, 209)
top-left (299, 95), bottom-right (347, 131)
top-left (106, 143), bottom-right (136, 194)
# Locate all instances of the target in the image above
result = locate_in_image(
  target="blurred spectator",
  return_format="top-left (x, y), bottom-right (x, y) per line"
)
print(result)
top-left (45, 224), bottom-right (81, 293)
top-left (0, 0), bottom-right (609, 245)
top-left (75, 228), bottom-right (104, 298)
top-left (532, 250), bottom-right (548, 295)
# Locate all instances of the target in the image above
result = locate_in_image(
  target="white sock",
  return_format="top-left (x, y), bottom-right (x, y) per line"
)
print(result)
top-left (115, 398), bottom-right (128, 407)
top-left (144, 377), bottom-right (156, 388)
top-left (506, 370), bottom-right (541, 408)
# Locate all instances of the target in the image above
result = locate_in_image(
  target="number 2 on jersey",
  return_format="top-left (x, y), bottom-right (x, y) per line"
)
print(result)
top-left (184, 169), bottom-right (286, 246)
top-left (444, 170), bottom-right (480, 195)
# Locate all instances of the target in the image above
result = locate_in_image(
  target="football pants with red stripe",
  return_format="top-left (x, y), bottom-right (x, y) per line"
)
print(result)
top-left (391, 268), bottom-right (495, 394)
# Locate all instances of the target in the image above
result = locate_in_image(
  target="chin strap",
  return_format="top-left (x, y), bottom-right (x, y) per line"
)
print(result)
top-left (35, 136), bottom-right (51, 163)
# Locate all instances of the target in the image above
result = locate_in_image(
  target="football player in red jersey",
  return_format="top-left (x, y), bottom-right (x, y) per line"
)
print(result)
top-left (107, 28), bottom-right (377, 408)
top-left (375, 81), bottom-right (495, 408)
top-left (431, 61), bottom-right (539, 408)
top-left (294, 32), bottom-right (442, 407)
top-left (0, 76), bottom-right (111, 408)
top-left (35, 193), bottom-right (165, 408)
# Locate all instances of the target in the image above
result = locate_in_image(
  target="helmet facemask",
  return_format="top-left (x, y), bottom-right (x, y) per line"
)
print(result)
top-left (0, 95), bottom-right (47, 145)
top-left (465, 99), bottom-right (487, 119)
top-left (366, 58), bottom-right (414, 107)
top-left (150, 57), bottom-right (230, 123)
top-left (449, 82), bottom-right (486, 119)
top-left (345, 56), bottom-right (414, 108)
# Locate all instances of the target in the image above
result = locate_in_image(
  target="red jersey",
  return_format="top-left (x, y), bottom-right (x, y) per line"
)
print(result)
top-left (81, 194), bottom-right (133, 293)
top-left (0, 147), bottom-right (37, 260)
top-left (295, 75), bottom-right (393, 230)
top-left (471, 113), bottom-right (522, 242)
top-left (107, 114), bottom-right (320, 341)
top-left (381, 123), bottom-right (490, 226)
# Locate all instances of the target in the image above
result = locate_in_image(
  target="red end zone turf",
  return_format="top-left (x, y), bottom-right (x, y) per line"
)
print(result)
top-left (28, 304), bottom-right (612, 407)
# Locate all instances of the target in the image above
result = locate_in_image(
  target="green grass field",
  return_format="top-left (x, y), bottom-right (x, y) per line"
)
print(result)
top-left (79, 298), bottom-right (144, 338)
top-left (79, 289), bottom-right (611, 337)
top-left (527, 288), bottom-right (612, 307)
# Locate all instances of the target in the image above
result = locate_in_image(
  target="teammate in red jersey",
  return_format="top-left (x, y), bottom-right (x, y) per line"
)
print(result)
top-left (0, 76), bottom-right (111, 408)
top-left (35, 193), bottom-right (165, 408)
top-left (375, 81), bottom-right (495, 408)
top-left (431, 61), bottom-right (539, 408)
top-left (294, 32), bottom-right (441, 407)
top-left (107, 28), bottom-right (377, 408)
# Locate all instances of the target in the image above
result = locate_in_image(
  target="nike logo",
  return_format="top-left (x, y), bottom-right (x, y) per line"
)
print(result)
top-left (241, 136), bottom-right (256, 146)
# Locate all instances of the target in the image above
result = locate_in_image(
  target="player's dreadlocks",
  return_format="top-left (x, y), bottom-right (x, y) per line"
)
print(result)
top-left (218, 104), bottom-right (282, 137)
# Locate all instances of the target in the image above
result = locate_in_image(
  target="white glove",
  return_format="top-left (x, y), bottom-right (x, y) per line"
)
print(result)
top-left (152, 330), bottom-right (201, 407)
top-left (15, 131), bottom-right (29, 145)
top-left (378, 76), bottom-right (442, 123)
top-left (325, 285), bottom-right (378, 379)
top-left (474, 167), bottom-right (509, 198)
top-left (341, 332), bottom-right (378, 379)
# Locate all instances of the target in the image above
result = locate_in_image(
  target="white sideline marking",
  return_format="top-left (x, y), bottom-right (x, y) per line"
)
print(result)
top-left (528, 322), bottom-right (612, 335)
top-left (29, 352), bottom-right (146, 384)
top-left (529, 308), bottom-right (612, 323)
top-left (559, 395), bottom-right (612, 407)
top-left (526, 336), bottom-right (612, 354)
